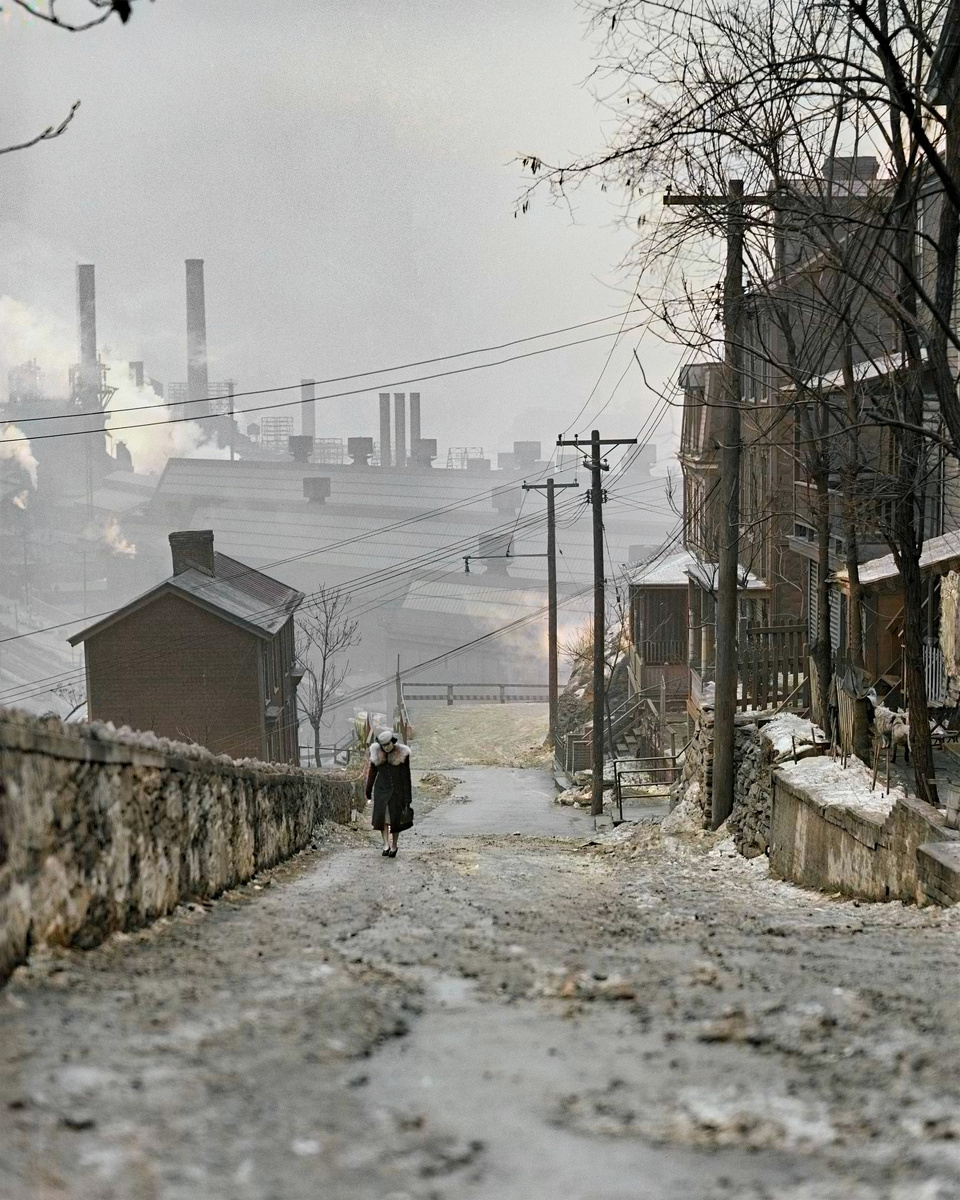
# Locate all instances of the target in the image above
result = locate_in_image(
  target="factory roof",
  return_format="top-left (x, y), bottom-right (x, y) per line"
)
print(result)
top-left (154, 457), bottom-right (535, 513)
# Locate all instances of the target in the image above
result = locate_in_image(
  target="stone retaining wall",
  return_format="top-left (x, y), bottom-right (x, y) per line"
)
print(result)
top-left (770, 756), bottom-right (960, 905)
top-left (681, 704), bottom-right (714, 826)
top-left (729, 714), bottom-right (826, 858)
top-left (0, 708), bottom-right (355, 984)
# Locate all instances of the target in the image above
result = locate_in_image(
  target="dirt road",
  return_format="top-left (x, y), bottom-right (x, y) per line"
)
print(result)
top-left (3, 765), bottom-right (960, 1199)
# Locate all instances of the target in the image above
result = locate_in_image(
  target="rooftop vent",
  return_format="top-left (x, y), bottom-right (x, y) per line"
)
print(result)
top-left (492, 487), bottom-right (519, 514)
top-left (412, 437), bottom-right (437, 467)
top-left (347, 436), bottom-right (374, 466)
top-left (513, 441), bottom-right (541, 468)
top-left (170, 529), bottom-right (215, 576)
top-left (289, 435), bottom-right (314, 464)
top-left (303, 477), bottom-right (332, 504)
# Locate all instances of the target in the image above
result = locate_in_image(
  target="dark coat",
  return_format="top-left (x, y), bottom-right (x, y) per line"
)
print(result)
top-left (365, 741), bottom-right (413, 832)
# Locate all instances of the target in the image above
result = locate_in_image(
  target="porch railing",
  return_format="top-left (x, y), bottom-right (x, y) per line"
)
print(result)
top-left (638, 639), bottom-right (686, 665)
top-left (923, 643), bottom-right (948, 706)
top-left (737, 624), bottom-right (808, 712)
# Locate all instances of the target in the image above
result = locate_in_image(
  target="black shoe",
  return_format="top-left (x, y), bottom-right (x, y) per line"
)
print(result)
top-left (382, 848), bottom-right (390, 856)
top-left (388, 848), bottom-right (398, 857)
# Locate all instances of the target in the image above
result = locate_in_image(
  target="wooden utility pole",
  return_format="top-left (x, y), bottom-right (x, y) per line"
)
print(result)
top-left (522, 477), bottom-right (579, 745)
top-left (665, 179), bottom-right (758, 827)
top-left (557, 430), bottom-right (637, 820)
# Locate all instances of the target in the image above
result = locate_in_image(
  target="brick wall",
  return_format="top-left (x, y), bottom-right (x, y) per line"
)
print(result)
top-left (84, 591), bottom-right (265, 760)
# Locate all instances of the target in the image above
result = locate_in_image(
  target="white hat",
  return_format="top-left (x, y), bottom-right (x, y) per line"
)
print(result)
top-left (377, 729), bottom-right (399, 748)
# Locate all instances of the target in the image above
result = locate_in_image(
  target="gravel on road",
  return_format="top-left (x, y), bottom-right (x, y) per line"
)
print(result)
top-left (2, 765), bottom-right (959, 1200)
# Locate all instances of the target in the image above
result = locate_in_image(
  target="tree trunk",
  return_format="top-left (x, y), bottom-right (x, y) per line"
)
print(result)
top-left (900, 546), bottom-right (936, 804)
top-left (813, 472), bottom-right (833, 731)
top-left (841, 353), bottom-right (870, 760)
top-left (313, 722), bottom-right (322, 768)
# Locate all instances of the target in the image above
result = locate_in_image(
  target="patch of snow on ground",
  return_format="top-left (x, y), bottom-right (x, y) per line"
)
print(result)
top-left (777, 754), bottom-right (901, 821)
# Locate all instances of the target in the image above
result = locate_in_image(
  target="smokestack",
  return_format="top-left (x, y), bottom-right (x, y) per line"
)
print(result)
top-left (379, 393), bottom-right (391, 468)
top-left (301, 378), bottom-right (316, 439)
top-left (76, 264), bottom-right (98, 414)
top-left (128, 361), bottom-right (144, 389)
top-left (409, 392), bottom-right (421, 454)
top-left (169, 529), bottom-right (215, 576)
top-left (185, 258), bottom-right (210, 419)
top-left (394, 392), bottom-right (406, 469)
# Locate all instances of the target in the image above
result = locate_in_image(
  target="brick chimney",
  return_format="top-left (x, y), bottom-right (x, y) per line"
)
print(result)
top-left (169, 530), bottom-right (215, 576)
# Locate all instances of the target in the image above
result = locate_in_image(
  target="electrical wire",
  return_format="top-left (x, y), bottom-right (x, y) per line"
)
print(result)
top-left (2, 323), bottom-right (649, 444)
top-left (11, 311), bottom-right (642, 426)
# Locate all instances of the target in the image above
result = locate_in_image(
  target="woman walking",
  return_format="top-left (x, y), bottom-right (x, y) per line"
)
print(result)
top-left (366, 729), bottom-right (413, 857)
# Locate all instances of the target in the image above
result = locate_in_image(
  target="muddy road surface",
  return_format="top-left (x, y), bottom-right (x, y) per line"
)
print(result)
top-left (2, 765), bottom-right (960, 1199)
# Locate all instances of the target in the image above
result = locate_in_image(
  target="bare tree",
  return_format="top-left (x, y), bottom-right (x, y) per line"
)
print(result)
top-left (296, 587), bottom-right (360, 766)
top-left (1, 0), bottom-right (149, 156)
top-left (520, 0), bottom-right (960, 803)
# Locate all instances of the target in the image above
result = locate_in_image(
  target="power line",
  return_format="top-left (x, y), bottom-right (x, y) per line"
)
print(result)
top-left (11, 311), bottom-right (637, 426)
top-left (2, 323), bottom-right (649, 444)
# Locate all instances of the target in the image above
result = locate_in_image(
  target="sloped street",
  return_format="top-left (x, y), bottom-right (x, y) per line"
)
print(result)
top-left (2, 763), bottom-right (960, 1200)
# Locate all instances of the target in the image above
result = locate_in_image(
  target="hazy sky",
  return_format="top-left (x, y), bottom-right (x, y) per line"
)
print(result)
top-left (2, 0), bottom-right (681, 462)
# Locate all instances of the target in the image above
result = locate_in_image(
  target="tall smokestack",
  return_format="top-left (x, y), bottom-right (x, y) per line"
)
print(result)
top-left (129, 361), bottom-right (144, 389)
top-left (76, 264), bottom-right (98, 414)
top-left (394, 392), bottom-right (406, 469)
top-left (379, 392), bottom-right (391, 468)
top-left (409, 392), bottom-right (421, 458)
top-left (185, 258), bottom-right (209, 419)
top-left (301, 378), bottom-right (316, 440)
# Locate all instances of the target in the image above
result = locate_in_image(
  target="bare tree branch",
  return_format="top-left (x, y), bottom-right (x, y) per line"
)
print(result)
top-left (5, 0), bottom-right (132, 32)
top-left (0, 99), bottom-right (80, 156)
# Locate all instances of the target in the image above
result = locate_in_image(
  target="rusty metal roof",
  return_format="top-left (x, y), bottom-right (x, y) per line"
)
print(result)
top-left (68, 551), bottom-right (303, 645)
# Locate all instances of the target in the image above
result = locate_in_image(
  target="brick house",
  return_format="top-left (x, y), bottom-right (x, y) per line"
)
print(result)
top-left (69, 530), bottom-right (304, 763)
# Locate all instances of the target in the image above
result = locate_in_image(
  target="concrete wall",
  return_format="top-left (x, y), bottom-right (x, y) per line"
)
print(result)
top-left (0, 707), bottom-right (354, 984)
top-left (770, 756), bottom-right (960, 905)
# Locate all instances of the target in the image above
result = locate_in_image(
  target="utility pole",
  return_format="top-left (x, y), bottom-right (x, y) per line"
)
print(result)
top-left (664, 179), bottom-right (758, 827)
top-left (522, 477), bottom-right (579, 745)
top-left (557, 430), bottom-right (637, 820)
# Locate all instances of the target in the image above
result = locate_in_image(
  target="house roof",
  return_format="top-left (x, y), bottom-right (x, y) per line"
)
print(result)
top-left (629, 548), bottom-right (699, 588)
top-left (834, 528), bottom-right (960, 588)
top-left (68, 550), bottom-right (304, 645)
top-left (685, 556), bottom-right (769, 592)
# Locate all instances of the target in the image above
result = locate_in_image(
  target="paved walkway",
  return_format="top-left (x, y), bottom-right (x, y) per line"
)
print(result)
top-left (416, 766), bottom-right (592, 837)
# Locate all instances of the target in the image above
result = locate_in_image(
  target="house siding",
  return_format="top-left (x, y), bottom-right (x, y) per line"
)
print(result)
top-left (84, 591), bottom-right (266, 760)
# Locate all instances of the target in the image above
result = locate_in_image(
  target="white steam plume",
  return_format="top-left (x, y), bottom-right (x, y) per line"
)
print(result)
top-left (0, 423), bottom-right (38, 486)
top-left (0, 296), bottom-right (75, 398)
top-left (101, 518), bottom-right (137, 557)
top-left (104, 362), bottom-right (229, 475)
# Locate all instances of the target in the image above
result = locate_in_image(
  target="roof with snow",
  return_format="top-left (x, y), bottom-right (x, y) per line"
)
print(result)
top-left (834, 527), bottom-right (960, 589)
top-left (685, 555), bottom-right (769, 592)
top-left (629, 548), bottom-right (699, 587)
top-left (68, 550), bottom-right (304, 645)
